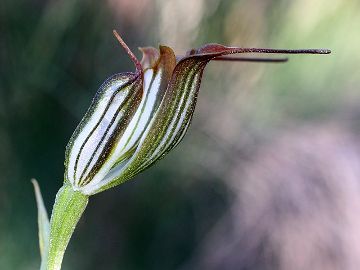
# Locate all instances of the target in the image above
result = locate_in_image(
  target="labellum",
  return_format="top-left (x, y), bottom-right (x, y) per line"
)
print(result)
top-left (37, 30), bottom-right (330, 270)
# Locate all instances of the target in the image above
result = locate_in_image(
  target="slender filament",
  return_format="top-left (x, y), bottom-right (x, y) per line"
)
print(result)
top-left (113, 30), bottom-right (142, 71)
top-left (229, 48), bottom-right (331, 55)
top-left (213, 56), bottom-right (288, 63)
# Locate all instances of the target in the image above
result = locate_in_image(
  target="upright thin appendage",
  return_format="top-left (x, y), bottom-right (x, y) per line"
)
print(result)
top-left (112, 30), bottom-right (143, 71)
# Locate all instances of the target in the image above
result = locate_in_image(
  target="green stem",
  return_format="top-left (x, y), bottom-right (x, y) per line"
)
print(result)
top-left (43, 184), bottom-right (89, 270)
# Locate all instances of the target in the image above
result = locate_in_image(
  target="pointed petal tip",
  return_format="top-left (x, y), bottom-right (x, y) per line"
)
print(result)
top-left (31, 178), bottom-right (40, 189)
top-left (31, 177), bottom-right (50, 261)
top-left (320, 49), bottom-right (331, 54)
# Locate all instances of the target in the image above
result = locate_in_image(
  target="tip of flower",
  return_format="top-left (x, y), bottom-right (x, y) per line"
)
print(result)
top-left (318, 49), bottom-right (332, 54)
top-left (112, 30), bottom-right (143, 73)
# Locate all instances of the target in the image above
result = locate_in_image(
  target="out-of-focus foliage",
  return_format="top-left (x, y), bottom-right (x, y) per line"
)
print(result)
top-left (1, 0), bottom-right (360, 269)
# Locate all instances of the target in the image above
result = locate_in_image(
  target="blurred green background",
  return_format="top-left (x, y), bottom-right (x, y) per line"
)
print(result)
top-left (1, 0), bottom-right (360, 269)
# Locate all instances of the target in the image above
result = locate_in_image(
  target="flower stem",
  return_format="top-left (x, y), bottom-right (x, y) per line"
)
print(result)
top-left (43, 184), bottom-right (89, 270)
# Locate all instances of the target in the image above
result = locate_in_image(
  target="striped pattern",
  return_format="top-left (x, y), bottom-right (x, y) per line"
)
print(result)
top-left (65, 42), bottom-right (248, 195)
top-left (65, 72), bottom-right (143, 189)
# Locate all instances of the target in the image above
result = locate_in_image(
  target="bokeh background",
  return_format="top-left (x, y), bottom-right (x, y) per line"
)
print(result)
top-left (1, 0), bottom-right (360, 269)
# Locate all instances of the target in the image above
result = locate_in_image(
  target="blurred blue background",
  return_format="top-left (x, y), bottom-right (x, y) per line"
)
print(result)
top-left (1, 0), bottom-right (360, 269)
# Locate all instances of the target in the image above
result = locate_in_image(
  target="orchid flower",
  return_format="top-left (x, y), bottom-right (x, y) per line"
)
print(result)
top-left (34, 30), bottom-right (330, 270)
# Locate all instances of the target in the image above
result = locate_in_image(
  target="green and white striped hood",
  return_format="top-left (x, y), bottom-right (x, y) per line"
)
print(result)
top-left (64, 39), bottom-right (253, 195)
